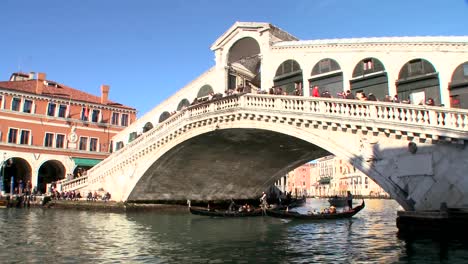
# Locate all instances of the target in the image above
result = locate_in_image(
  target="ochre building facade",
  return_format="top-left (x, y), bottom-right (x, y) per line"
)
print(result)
top-left (0, 72), bottom-right (136, 193)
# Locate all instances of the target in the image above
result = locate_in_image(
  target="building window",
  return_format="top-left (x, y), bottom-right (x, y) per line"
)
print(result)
top-left (44, 133), bottom-right (54, 147)
top-left (111, 112), bottom-right (119, 125)
top-left (20, 130), bottom-right (30, 144)
top-left (81, 107), bottom-right (89, 121)
top-left (91, 109), bottom-right (100, 122)
top-left (89, 138), bottom-right (98, 152)
top-left (47, 103), bottom-right (57, 116)
top-left (79, 137), bottom-right (88, 150)
top-left (121, 114), bottom-right (129, 126)
top-left (11, 98), bottom-right (21, 111)
top-left (464, 64), bottom-right (468, 76)
top-left (8, 128), bottom-right (18, 143)
top-left (0, 95), bottom-right (3, 109)
top-left (23, 99), bottom-right (33, 113)
top-left (56, 134), bottom-right (65, 148)
top-left (58, 104), bottom-right (68, 118)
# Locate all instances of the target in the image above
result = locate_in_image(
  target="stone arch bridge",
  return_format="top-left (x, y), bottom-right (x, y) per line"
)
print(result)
top-left (61, 94), bottom-right (468, 211)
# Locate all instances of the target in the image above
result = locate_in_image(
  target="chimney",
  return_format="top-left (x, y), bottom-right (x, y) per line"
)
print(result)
top-left (35, 73), bottom-right (44, 95)
top-left (29, 72), bottom-right (36, 80)
top-left (101, 84), bottom-right (110, 104)
top-left (37, 72), bottom-right (46, 81)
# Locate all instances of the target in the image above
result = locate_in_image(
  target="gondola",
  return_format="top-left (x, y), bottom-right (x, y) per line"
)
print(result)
top-left (266, 200), bottom-right (365, 220)
top-left (189, 206), bottom-right (264, 217)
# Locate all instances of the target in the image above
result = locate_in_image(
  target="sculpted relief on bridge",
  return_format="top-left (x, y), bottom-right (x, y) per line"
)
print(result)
top-left (62, 22), bottom-right (468, 211)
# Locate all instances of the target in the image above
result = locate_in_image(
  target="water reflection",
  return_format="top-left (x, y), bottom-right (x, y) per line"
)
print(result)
top-left (0, 199), bottom-right (467, 263)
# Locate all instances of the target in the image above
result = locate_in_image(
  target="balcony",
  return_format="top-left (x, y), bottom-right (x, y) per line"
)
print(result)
top-left (318, 177), bottom-right (331, 184)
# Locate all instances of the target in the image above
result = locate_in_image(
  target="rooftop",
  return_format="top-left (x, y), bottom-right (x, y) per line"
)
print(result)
top-left (0, 72), bottom-right (136, 111)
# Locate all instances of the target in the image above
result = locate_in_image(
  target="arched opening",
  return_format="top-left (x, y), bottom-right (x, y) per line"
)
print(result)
top-left (177, 99), bottom-right (190, 111)
top-left (115, 141), bottom-right (124, 151)
top-left (227, 37), bottom-right (261, 92)
top-left (128, 131), bottom-right (138, 142)
top-left (159, 111), bottom-right (171, 123)
top-left (37, 160), bottom-right (65, 194)
top-left (396, 59), bottom-right (440, 105)
top-left (350, 57), bottom-right (389, 100)
top-left (309, 58), bottom-right (343, 98)
top-left (197, 85), bottom-right (214, 98)
top-left (449, 61), bottom-right (468, 108)
top-left (143, 122), bottom-right (154, 133)
top-left (1, 157), bottom-right (32, 194)
top-left (273, 59), bottom-right (303, 95)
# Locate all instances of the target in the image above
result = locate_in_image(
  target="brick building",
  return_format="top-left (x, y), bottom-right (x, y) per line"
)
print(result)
top-left (0, 72), bottom-right (136, 193)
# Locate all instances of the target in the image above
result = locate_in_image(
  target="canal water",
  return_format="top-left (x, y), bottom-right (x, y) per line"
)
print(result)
top-left (1, 199), bottom-right (468, 263)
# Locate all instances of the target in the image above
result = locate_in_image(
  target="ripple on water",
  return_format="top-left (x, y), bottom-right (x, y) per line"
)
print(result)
top-left (1, 200), bottom-right (468, 263)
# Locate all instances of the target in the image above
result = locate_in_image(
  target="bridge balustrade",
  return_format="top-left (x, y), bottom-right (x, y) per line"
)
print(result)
top-left (60, 94), bottom-right (468, 193)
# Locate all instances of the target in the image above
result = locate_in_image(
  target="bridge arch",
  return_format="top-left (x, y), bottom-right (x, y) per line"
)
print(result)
top-left (350, 57), bottom-right (389, 100)
top-left (309, 58), bottom-right (343, 98)
top-left (197, 85), bottom-right (214, 98)
top-left (396, 58), bottom-right (440, 105)
top-left (449, 61), bottom-right (468, 108)
top-left (177, 99), bottom-right (190, 111)
top-left (227, 37), bottom-right (262, 90)
top-left (122, 117), bottom-right (408, 209)
top-left (273, 59), bottom-right (303, 95)
top-left (159, 111), bottom-right (171, 123)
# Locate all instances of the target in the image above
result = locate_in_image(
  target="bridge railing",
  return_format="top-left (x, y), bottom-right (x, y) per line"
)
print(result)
top-left (61, 93), bottom-right (468, 192)
top-left (56, 175), bottom-right (88, 191)
top-left (243, 94), bottom-right (468, 130)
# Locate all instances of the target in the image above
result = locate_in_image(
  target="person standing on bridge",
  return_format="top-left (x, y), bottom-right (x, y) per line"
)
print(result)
top-left (312, 86), bottom-right (320, 97)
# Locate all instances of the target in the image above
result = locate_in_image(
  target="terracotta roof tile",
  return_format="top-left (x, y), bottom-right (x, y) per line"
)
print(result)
top-left (0, 79), bottom-right (136, 111)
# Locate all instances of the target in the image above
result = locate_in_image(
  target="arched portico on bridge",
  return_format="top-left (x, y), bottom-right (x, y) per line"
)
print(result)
top-left (350, 57), bottom-right (389, 101)
top-left (226, 37), bottom-right (262, 92)
top-left (449, 61), bottom-right (468, 108)
top-left (273, 59), bottom-right (303, 96)
top-left (397, 58), bottom-right (440, 105)
top-left (309, 58), bottom-right (343, 98)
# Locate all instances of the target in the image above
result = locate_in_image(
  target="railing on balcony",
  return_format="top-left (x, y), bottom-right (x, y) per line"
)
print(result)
top-left (318, 177), bottom-right (331, 184)
top-left (60, 93), bottom-right (468, 192)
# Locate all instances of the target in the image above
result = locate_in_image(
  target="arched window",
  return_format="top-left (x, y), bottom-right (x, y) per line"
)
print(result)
top-left (449, 61), bottom-right (468, 108)
top-left (273, 59), bottom-right (303, 95)
top-left (197, 85), bottom-right (213, 98)
top-left (159, 111), bottom-right (171, 123)
top-left (143, 122), bottom-right (154, 133)
top-left (350, 57), bottom-right (388, 100)
top-left (310, 58), bottom-right (343, 98)
top-left (177, 99), bottom-right (190, 111)
top-left (396, 58), bottom-right (440, 105)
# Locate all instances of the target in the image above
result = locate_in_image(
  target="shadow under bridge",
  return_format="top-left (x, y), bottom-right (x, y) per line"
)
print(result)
top-left (127, 128), bottom-right (330, 202)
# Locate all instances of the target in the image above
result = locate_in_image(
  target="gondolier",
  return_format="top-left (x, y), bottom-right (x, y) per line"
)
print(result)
top-left (346, 191), bottom-right (353, 209)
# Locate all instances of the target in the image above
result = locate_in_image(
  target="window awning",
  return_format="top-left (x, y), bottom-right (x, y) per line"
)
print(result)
top-left (72, 158), bottom-right (103, 167)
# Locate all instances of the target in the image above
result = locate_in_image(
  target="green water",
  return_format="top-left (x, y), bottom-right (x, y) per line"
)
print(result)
top-left (0, 199), bottom-right (467, 263)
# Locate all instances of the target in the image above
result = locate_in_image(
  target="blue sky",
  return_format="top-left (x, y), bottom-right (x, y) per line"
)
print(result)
top-left (1, 0), bottom-right (467, 116)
